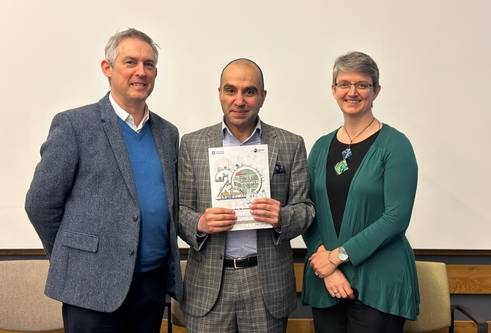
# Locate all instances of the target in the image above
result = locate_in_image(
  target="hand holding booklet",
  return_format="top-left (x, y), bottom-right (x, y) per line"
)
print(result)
top-left (208, 144), bottom-right (271, 231)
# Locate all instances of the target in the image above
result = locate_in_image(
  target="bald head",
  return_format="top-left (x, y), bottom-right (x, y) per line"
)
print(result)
top-left (220, 58), bottom-right (265, 92)
top-left (218, 58), bottom-right (267, 142)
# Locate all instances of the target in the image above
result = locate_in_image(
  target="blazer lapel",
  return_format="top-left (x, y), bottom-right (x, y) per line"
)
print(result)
top-left (206, 123), bottom-right (224, 148)
top-left (99, 94), bottom-right (139, 204)
top-left (260, 122), bottom-right (278, 181)
top-left (149, 113), bottom-right (176, 216)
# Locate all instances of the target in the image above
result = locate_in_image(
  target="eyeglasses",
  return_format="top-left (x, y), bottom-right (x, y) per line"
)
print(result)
top-left (335, 81), bottom-right (372, 90)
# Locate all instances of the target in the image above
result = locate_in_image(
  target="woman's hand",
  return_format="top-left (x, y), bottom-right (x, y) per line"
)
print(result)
top-left (324, 269), bottom-right (355, 300)
top-left (309, 245), bottom-right (337, 278)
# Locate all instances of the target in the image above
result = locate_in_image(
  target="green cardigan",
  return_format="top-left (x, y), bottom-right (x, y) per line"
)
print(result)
top-left (302, 124), bottom-right (420, 320)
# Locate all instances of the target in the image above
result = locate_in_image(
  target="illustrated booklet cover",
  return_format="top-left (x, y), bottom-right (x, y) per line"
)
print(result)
top-left (208, 144), bottom-right (271, 231)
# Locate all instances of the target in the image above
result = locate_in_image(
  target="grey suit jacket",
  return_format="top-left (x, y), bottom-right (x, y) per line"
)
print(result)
top-left (25, 93), bottom-right (183, 312)
top-left (178, 121), bottom-right (314, 319)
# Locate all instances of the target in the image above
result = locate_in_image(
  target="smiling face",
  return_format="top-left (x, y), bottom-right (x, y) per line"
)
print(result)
top-left (332, 71), bottom-right (381, 118)
top-left (101, 37), bottom-right (157, 112)
top-left (219, 61), bottom-right (267, 142)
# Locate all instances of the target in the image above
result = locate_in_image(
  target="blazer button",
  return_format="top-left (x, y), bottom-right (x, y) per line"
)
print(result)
top-left (132, 215), bottom-right (138, 222)
top-left (129, 249), bottom-right (135, 255)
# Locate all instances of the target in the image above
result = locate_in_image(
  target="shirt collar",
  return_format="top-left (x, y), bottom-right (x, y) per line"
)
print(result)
top-left (109, 92), bottom-right (150, 132)
top-left (221, 117), bottom-right (262, 146)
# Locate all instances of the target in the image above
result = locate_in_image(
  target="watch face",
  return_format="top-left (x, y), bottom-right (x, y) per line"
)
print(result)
top-left (338, 247), bottom-right (349, 262)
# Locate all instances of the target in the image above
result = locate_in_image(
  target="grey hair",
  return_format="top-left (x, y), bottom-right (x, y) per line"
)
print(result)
top-left (104, 28), bottom-right (159, 66)
top-left (332, 51), bottom-right (380, 89)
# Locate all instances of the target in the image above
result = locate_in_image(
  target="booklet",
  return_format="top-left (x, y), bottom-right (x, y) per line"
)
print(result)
top-left (208, 144), bottom-right (271, 231)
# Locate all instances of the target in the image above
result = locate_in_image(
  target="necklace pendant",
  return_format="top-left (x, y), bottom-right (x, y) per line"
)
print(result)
top-left (334, 147), bottom-right (352, 175)
top-left (334, 159), bottom-right (349, 175)
top-left (342, 148), bottom-right (352, 160)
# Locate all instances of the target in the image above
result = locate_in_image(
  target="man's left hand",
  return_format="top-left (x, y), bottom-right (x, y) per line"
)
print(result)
top-left (249, 198), bottom-right (281, 228)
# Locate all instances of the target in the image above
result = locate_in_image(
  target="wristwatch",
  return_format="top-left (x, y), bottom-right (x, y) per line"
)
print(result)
top-left (337, 246), bottom-right (349, 263)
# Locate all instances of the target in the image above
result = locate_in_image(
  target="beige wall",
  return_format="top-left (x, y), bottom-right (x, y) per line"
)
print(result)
top-left (1, 1), bottom-right (490, 249)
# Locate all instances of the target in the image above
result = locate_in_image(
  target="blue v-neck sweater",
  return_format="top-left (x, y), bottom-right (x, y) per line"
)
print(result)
top-left (119, 119), bottom-right (169, 273)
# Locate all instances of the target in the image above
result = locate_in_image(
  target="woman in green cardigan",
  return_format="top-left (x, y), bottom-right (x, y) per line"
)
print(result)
top-left (302, 51), bottom-right (419, 333)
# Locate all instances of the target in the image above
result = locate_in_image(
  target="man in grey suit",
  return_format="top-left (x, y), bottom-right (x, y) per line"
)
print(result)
top-left (25, 28), bottom-right (182, 333)
top-left (178, 58), bottom-right (315, 333)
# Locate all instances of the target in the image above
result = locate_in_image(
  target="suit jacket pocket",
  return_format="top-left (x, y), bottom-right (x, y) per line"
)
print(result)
top-left (59, 231), bottom-right (99, 253)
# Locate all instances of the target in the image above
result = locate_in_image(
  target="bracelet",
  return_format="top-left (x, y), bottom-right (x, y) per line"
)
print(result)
top-left (328, 251), bottom-right (338, 266)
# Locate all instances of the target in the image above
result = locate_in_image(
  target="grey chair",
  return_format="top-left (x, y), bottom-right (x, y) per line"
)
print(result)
top-left (0, 259), bottom-right (63, 332)
top-left (403, 261), bottom-right (487, 333)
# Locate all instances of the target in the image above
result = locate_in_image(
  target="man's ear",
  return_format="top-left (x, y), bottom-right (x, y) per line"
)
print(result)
top-left (101, 59), bottom-right (112, 79)
top-left (260, 89), bottom-right (267, 107)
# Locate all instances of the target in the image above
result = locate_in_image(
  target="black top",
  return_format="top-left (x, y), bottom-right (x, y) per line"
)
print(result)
top-left (326, 129), bottom-right (380, 236)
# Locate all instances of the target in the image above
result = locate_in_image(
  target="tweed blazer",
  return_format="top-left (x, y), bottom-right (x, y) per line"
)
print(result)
top-left (25, 93), bottom-right (183, 312)
top-left (178, 121), bottom-right (314, 319)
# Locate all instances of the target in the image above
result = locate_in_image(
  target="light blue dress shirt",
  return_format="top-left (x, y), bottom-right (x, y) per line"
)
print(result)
top-left (222, 118), bottom-right (262, 259)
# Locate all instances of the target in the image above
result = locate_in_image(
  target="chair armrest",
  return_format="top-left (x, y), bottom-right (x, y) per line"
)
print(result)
top-left (451, 304), bottom-right (488, 333)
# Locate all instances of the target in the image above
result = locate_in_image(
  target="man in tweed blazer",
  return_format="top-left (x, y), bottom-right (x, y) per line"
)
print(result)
top-left (178, 58), bottom-right (314, 333)
top-left (25, 29), bottom-right (182, 333)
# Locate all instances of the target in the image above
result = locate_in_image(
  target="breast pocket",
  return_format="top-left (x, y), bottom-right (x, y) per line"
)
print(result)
top-left (59, 231), bottom-right (99, 253)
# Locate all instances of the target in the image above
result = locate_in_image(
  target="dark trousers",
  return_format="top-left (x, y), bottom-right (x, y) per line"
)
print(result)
top-left (312, 297), bottom-right (405, 333)
top-left (62, 263), bottom-right (168, 333)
